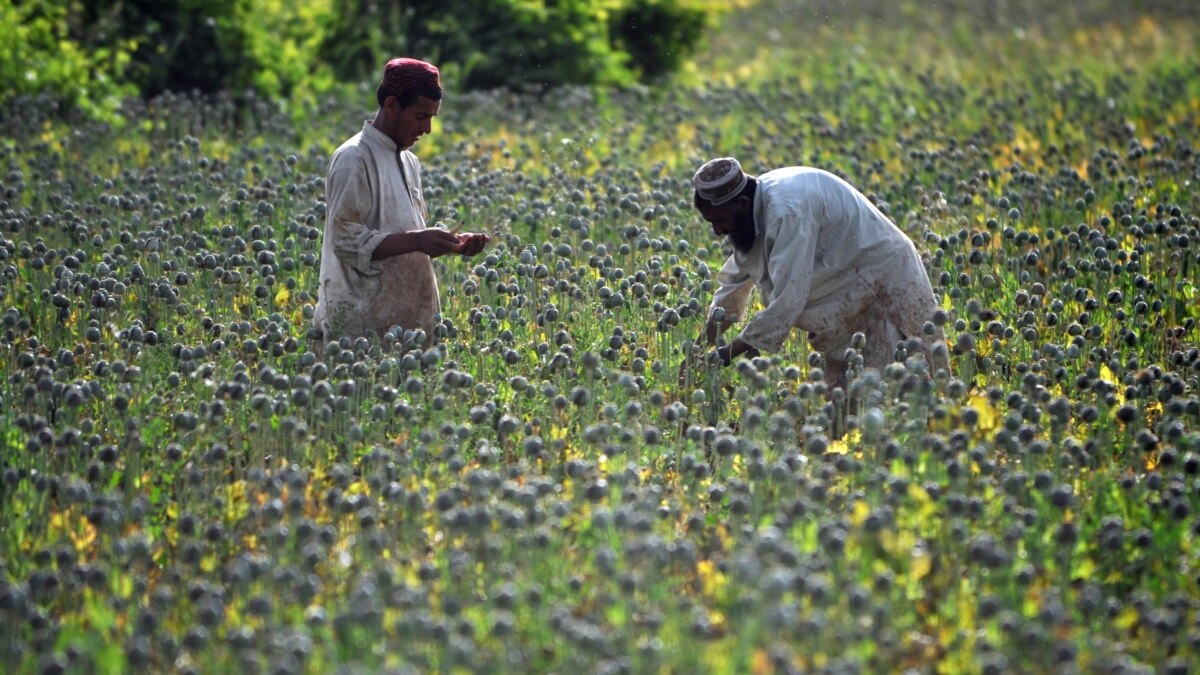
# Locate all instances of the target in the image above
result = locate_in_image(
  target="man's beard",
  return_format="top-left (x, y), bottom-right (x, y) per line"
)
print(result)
top-left (728, 208), bottom-right (757, 253)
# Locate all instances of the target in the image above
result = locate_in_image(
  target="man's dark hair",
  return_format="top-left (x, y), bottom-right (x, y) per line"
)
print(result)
top-left (377, 81), bottom-right (443, 108)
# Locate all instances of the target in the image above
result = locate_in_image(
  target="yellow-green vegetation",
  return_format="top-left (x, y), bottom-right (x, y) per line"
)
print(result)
top-left (1, 1), bottom-right (1198, 673)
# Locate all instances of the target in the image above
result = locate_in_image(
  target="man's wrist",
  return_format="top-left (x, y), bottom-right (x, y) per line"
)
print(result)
top-left (717, 344), bottom-right (732, 366)
top-left (722, 339), bottom-right (760, 366)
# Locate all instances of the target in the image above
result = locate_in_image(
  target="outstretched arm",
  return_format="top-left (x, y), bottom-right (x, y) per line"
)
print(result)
top-left (371, 229), bottom-right (490, 260)
top-left (737, 213), bottom-right (820, 353)
top-left (371, 228), bottom-right (469, 260)
top-left (680, 261), bottom-right (755, 385)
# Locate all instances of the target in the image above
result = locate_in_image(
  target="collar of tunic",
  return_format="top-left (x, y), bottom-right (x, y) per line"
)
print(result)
top-left (361, 121), bottom-right (400, 154)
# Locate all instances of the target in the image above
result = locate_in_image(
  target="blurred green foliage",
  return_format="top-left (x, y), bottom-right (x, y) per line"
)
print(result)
top-left (0, 0), bottom-right (138, 120)
top-left (80, 0), bottom-right (257, 98)
top-left (6, 0), bottom-right (1186, 124)
top-left (0, 0), bottom-right (718, 122)
top-left (611, 0), bottom-right (710, 80)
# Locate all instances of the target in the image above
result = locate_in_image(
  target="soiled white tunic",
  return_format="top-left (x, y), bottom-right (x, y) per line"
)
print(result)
top-left (711, 167), bottom-right (940, 373)
top-left (314, 122), bottom-right (439, 340)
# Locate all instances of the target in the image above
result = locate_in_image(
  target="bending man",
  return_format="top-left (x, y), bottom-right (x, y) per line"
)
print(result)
top-left (683, 157), bottom-right (949, 390)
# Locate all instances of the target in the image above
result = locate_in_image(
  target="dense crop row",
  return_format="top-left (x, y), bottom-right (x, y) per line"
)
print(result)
top-left (1, 7), bottom-right (1199, 674)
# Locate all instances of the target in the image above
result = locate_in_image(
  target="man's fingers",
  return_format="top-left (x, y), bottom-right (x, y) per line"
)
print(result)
top-left (415, 229), bottom-right (465, 258)
top-left (457, 235), bottom-right (478, 254)
top-left (455, 232), bottom-right (490, 256)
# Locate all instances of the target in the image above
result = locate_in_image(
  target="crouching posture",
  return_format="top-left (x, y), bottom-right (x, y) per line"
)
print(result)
top-left (682, 157), bottom-right (949, 390)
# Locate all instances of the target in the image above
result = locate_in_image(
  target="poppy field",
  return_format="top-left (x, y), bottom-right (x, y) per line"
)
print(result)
top-left (2, 3), bottom-right (1199, 673)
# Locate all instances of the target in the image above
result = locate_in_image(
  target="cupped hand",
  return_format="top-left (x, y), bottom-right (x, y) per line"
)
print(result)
top-left (416, 228), bottom-right (468, 258)
top-left (454, 232), bottom-right (491, 256)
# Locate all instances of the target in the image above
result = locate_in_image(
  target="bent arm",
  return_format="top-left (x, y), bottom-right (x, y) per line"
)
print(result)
top-left (326, 162), bottom-right (389, 275)
top-left (738, 218), bottom-right (820, 353)
top-left (371, 228), bottom-right (466, 260)
top-left (705, 254), bottom-right (755, 343)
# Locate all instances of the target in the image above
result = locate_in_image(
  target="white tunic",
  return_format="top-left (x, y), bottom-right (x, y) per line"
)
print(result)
top-left (711, 167), bottom-right (940, 370)
top-left (314, 122), bottom-right (440, 340)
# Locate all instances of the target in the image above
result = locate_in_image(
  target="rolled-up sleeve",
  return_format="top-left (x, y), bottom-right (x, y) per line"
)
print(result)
top-left (327, 159), bottom-right (388, 276)
top-left (711, 254), bottom-right (755, 322)
top-left (738, 220), bottom-right (819, 352)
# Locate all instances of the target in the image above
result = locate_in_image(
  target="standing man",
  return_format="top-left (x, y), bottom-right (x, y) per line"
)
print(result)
top-left (314, 57), bottom-right (489, 342)
top-left (682, 157), bottom-right (949, 390)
